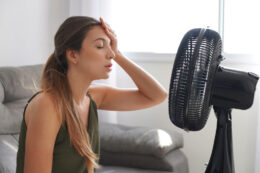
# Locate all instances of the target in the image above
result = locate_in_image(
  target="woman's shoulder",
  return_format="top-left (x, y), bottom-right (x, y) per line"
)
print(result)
top-left (24, 91), bottom-right (61, 130)
top-left (88, 83), bottom-right (108, 109)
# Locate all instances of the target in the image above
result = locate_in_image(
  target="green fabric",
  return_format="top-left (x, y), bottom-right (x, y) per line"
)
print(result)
top-left (16, 90), bottom-right (100, 173)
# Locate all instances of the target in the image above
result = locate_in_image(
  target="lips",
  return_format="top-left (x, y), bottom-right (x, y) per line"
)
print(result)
top-left (105, 64), bottom-right (112, 67)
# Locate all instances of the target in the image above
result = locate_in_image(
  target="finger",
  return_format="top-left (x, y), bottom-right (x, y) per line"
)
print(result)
top-left (104, 22), bottom-right (113, 31)
top-left (101, 23), bottom-right (115, 36)
top-left (100, 17), bottom-right (110, 30)
top-left (110, 30), bottom-right (117, 37)
top-left (99, 17), bottom-right (107, 29)
top-left (99, 17), bottom-right (117, 38)
top-left (105, 28), bottom-right (113, 38)
top-left (105, 28), bottom-right (117, 39)
top-left (99, 17), bottom-right (115, 34)
top-left (99, 17), bottom-right (104, 24)
top-left (105, 29), bottom-right (116, 41)
top-left (103, 24), bottom-right (116, 36)
top-left (100, 19), bottom-right (112, 30)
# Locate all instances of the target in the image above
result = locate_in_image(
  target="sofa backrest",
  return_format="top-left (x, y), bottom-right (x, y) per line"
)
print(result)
top-left (0, 64), bottom-right (44, 134)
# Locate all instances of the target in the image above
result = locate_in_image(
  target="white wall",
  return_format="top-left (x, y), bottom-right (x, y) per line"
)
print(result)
top-left (115, 54), bottom-right (260, 173)
top-left (0, 0), bottom-right (70, 67)
top-left (255, 92), bottom-right (260, 172)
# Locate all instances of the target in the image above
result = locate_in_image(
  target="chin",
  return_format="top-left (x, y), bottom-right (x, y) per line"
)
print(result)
top-left (97, 73), bottom-right (109, 80)
top-left (104, 74), bottom-right (110, 79)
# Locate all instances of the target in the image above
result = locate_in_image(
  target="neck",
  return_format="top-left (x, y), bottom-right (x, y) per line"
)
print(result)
top-left (66, 68), bottom-right (92, 105)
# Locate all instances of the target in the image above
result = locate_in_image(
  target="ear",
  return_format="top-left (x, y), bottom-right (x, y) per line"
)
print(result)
top-left (66, 48), bottom-right (79, 64)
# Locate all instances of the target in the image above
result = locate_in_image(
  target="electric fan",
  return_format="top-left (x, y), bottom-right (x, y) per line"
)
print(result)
top-left (168, 28), bottom-right (259, 173)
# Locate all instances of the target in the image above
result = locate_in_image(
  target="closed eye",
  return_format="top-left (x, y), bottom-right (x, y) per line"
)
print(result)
top-left (97, 46), bottom-right (104, 49)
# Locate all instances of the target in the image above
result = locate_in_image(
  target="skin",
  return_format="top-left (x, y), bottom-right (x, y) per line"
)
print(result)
top-left (23, 17), bottom-right (168, 173)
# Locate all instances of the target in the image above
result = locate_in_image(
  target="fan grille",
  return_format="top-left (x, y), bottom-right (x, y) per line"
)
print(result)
top-left (169, 28), bottom-right (222, 131)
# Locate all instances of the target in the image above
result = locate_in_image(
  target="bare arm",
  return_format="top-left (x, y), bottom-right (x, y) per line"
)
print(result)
top-left (24, 93), bottom-right (60, 173)
top-left (88, 52), bottom-right (168, 111)
top-left (114, 51), bottom-right (168, 102)
top-left (93, 18), bottom-right (168, 111)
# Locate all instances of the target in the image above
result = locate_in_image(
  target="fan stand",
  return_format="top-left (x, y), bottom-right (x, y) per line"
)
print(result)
top-left (205, 106), bottom-right (235, 173)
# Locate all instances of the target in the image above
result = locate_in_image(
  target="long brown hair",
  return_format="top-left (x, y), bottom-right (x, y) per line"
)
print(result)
top-left (40, 16), bottom-right (101, 173)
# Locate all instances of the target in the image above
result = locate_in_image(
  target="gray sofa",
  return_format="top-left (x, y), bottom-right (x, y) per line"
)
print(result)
top-left (0, 64), bottom-right (189, 173)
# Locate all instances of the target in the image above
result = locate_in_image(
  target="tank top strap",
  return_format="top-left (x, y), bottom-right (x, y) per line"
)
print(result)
top-left (87, 90), bottom-right (93, 101)
top-left (86, 90), bottom-right (98, 112)
top-left (23, 90), bottom-right (43, 120)
top-left (27, 90), bottom-right (43, 103)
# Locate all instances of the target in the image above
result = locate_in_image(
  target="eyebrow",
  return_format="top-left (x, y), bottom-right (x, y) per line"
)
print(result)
top-left (93, 37), bottom-right (110, 44)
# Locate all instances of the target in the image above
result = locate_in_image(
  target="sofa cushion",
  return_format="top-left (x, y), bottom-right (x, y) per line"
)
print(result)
top-left (99, 149), bottom-right (189, 173)
top-left (0, 135), bottom-right (19, 173)
top-left (0, 98), bottom-right (29, 134)
top-left (0, 64), bottom-right (44, 134)
top-left (99, 122), bottom-right (183, 159)
top-left (96, 165), bottom-right (181, 173)
top-left (0, 64), bottom-right (43, 102)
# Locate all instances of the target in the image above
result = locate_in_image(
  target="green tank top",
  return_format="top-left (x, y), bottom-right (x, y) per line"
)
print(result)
top-left (16, 90), bottom-right (100, 173)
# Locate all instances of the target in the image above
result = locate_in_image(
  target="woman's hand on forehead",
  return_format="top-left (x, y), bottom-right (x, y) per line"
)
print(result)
top-left (99, 17), bottom-right (119, 56)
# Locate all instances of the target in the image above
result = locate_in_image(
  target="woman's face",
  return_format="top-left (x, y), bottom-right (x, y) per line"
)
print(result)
top-left (74, 25), bottom-right (115, 80)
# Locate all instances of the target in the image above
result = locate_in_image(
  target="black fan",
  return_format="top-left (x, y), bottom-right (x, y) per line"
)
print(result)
top-left (168, 28), bottom-right (259, 173)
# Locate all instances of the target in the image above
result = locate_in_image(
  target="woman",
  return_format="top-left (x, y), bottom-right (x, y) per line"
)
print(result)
top-left (16, 16), bottom-right (168, 173)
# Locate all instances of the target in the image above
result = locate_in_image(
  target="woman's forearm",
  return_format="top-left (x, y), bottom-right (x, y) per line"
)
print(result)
top-left (114, 51), bottom-right (168, 102)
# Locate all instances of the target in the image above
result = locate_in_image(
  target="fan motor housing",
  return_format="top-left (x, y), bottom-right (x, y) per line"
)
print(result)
top-left (210, 66), bottom-right (259, 110)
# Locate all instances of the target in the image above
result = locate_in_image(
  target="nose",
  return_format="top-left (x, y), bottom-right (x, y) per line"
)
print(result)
top-left (107, 46), bottom-right (116, 59)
